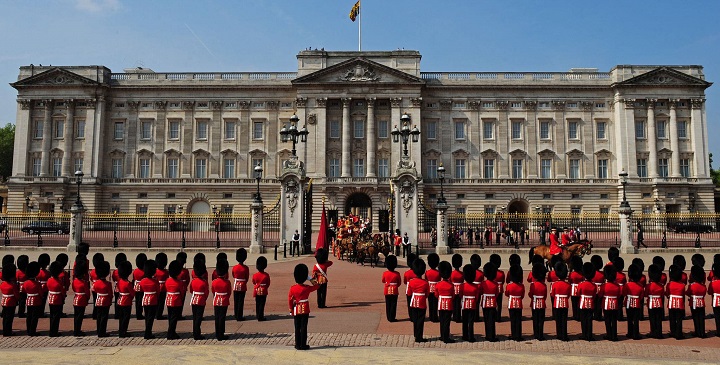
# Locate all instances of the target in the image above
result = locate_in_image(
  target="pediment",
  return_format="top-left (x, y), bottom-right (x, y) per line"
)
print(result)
top-left (11, 67), bottom-right (101, 88)
top-left (451, 148), bottom-right (469, 157)
top-left (423, 148), bottom-right (441, 157)
top-left (292, 58), bottom-right (424, 85)
top-left (566, 148), bottom-right (584, 157)
top-left (249, 149), bottom-right (267, 157)
top-left (192, 148), bottom-right (210, 156)
top-left (108, 148), bottom-right (126, 156)
top-left (509, 148), bottom-right (527, 157)
top-left (136, 148), bottom-right (154, 156)
top-left (538, 148), bottom-right (556, 156)
top-left (594, 148), bottom-right (612, 156)
top-left (658, 147), bottom-right (673, 154)
top-left (221, 148), bottom-right (238, 156)
top-left (164, 148), bottom-right (182, 156)
top-left (615, 67), bottom-right (711, 88)
top-left (480, 148), bottom-right (499, 157)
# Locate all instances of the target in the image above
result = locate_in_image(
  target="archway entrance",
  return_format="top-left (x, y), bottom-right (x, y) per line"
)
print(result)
top-left (189, 200), bottom-right (211, 231)
top-left (507, 199), bottom-right (529, 231)
top-left (344, 192), bottom-right (372, 220)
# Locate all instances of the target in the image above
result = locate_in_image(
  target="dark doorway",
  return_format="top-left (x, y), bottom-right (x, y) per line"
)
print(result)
top-left (344, 192), bottom-right (372, 219)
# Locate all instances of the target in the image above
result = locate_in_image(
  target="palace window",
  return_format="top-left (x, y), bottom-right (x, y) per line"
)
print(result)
top-left (114, 122), bottom-right (124, 140)
top-left (540, 159), bottom-right (552, 179)
top-left (635, 121), bottom-right (645, 139)
top-left (637, 159), bottom-right (647, 178)
top-left (597, 159), bottom-right (608, 179)
top-left (167, 158), bottom-right (179, 178)
top-left (223, 158), bottom-right (235, 178)
top-left (354, 121), bottom-right (364, 138)
top-left (76, 120), bottom-right (85, 139)
top-left (139, 158), bottom-right (150, 178)
top-left (378, 120), bottom-right (389, 138)
top-left (483, 159), bottom-right (494, 179)
top-left (328, 158), bottom-right (340, 177)
top-left (353, 158), bottom-right (365, 176)
top-left (74, 158), bottom-right (83, 173)
top-left (569, 159), bottom-right (580, 179)
top-left (31, 158), bottom-right (41, 176)
top-left (658, 158), bottom-right (669, 178)
top-left (252, 121), bottom-right (263, 140)
top-left (455, 159), bottom-right (466, 179)
top-left (169, 121), bottom-right (180, 140)
top-left (141, 120), bottom-right (152, 140)
top-left (568, 121), bottom-right (578, 139)
top-left (55, 120), bottom-right (64, 139)
top-left (678, 121), bottom-right (688, 139)
top-left (425, 121), bottom-right (437, 140)
top-left (111, 159), bottom-right (123, 178)
top-left (511, 121), bottom-right (522, 139)
top-left (483, 121), bottom-right (494, 139)
top-left (596, 121), bottom-right (606, 139)
top-left (378, 158), bottom-right (389, 177)
top-left (195, 158), bottom-right (207, 178)
top-left (196, 120), bottom-right (208, 140)
top-left (455, 121), bottom-right (466, 140)
top-left (680, 158), bottom-right (690, 177)
top-left (329, 121), bottom-right (340, 138)
top-left (426, 159), bottom-right (437, 179)
top-left (34, 121), bottom-right (43, 139)
top-left (656, 120), bottom-right (666, 139)
top-left (512, 159), bottom-right (523, 179)
top-left (52, 158), bottom-right (62, 177)
top-left (540, 121), bottom-right (550, 139)
top-left (225, 120), bottom-right (236, 140)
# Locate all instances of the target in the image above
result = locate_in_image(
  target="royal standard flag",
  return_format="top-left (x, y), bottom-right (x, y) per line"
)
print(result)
top-left (349, 1), bottom-right (360, 22)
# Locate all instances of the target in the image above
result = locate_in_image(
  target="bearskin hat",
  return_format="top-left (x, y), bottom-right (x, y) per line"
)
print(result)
top-left (451, 254), bottom-right (463, 270)
top-left (114, 253), bottom-right (127, 268)
top-left (439, 261), bottom-right (452, 280)
top-left (691, 253), bottom-right (705, 268)
top-left (49, 261), bottom-right (63, 279)
top-left (590, 255), bottom-right (603, 271)
top-left (386, 255), bottom-right (398, 271)
top-left (92, 253), bottom-right (104, 268)
top-left (38, 253), bottom-right (51, 268)
top-left (509, 264), bottom-right (523, 284)
top-left (118, 261), bottom-right (132, 280)
top-left (2, 254), bottom-right (14, 267)
top-left (427, 253), bottom-right (440, 270)
top-left (143, 260), bottom-right (157, 279)
top-left (673, 255), bottom-right (686, 271)
top-left (648, 264), bottom-right (662, 283)
top-left (25, 261), bottom-right (40, 279)
top-left (531, 254), bottom-right (543, 267)
top-left (155, 252), bottom-right (168, 270)
top-left (607, 247), bottom-right (619, 263)
top-left (571, 256), bottom-right (584, 274)
top-left (16, 255), bottom-right (29, 272)
top-left (462, 264), bottom-right (475, 283)
top-left (2, 262), bottom-right (16, 282)
top-left (532, 263), bottom-right (547, 282)
top-left (168, 260), bottom-right (182, 279)
top-left (193, 261), bottom-right (207, 279)
top-left (236, 248), bottom-right (248, 264)
top-left (256, 256), bottom-right (268, 271)
top-left (509, 254), bottom-right (521, 267)
top-left (406, 253), bottom-right (417, 268)
top-left (582, 262), bottom-right (596, 281)
top-left (216, 252), bottom-right (227, 264)
top-left (652, 256), bottom-right (665, 271)
top-left (194, 252), bottom-right (206, 265)
top-left (627, 264), bottom-right (641, 283)
top-left (631, 258), bottom-right (645, 272)
top-left (294, 264), bottom-right (309, 284)
top-left (412, 258), bottom-right (426, 278)
top-left (95, 261), bottom-right (110, 279)
top-left (691, 265), bottom-right (705, 285)
top-left (668, 264), bottom-right (682, 282)
top-left (603, 264), bottom-right (617, 283)
top-left (554, 262), bottom-right (568, 280)
top-left (470, 254), bottom-right (482, 270)
top-left (135, 253), bottom-right (147, 272)
top-left (74, 258), bottom-right (88, 279)
top-left (316, 248), bottom-right (328, 264)
top-left (489, 254), bottom-right (502, 269)
top-left (483, 262), bottom-right (497, 282)
top-left (613, 257), bottom-right (625, 272)
top-left (215, 259), bottom-right (229, 277)
top-left (176, 252), bottom-right (188, 265)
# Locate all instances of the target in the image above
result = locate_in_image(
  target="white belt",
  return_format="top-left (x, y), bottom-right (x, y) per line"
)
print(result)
top-left (580, 294), bottom-right (593, 300)
top-left (533, 295), bottom-right (544, 300)
top-left (387, 283), bottom-right (398, 286)
top-left (27, 293), bottom-right (39, 297)
top-left (39, 281), bottom-right (47, 284)
top-left (412, 293), bottom-right (426, 296)
top-left (555, 295), bottom-right (568, 298)
top-left (648, 295), bottom-right (661, 299)
top-left (144, 292), bottom-right (157, 295)
top-left (257, 284), bottom-right (267, 286)
top-left (119, 292), bottom-right (132, 296)
top-left (439, 295), bottom-right (452, 299)
top-left (48, 291), bottom-right (61, 295)
top-left (472, 282), bottom-right (481, 285)
top-left (234, 279), bottom-right (247, 282)
top-left (462, 295), bottom-right (475, 300)
top-left (2, 294), bottom-right (14, 297)
top-left (428, 281), bottom-right (438, 285)
top-left (167, 292), bottom-right (180, 295)
top-left (158, 281), bottom-right (166, 284)
top-left (626, 294), bottom-right (639, 308)
top-left (191, 291), bottom-right (205, 296)
top-left (509, 295), bottom-right (521, 299)
top-left (215, 292), bottom-right (228, 295)
top-left (75, 292), bottom-right (86, 295)
top-left (669, 295), bottom-right (682, 300)
top-left (297, 299), bottom-right (309, 303)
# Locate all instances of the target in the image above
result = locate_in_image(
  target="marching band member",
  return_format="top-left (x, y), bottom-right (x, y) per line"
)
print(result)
top-left (189, 262), bottom-right (209, 340)
top-left (92, 261), bottom-right (112, 337)
top-left (407, 258), bottom-right (429, 343)
top-left (1, 261), bottom-right (18, 336)
top-left (403, 253), bottom-right (417, 318)
top-left (211, 260), bottom-right (231, 341)
top-left (480, 262), bottom-right (499, 342)
top-left (550, 262), bottom-right (571, 341)
top-left (72, 257), bottom-right (90, 337)
top-left (288, 264), bottom-right (320, 350)
top-left (709, 263), bottom-right (720, 337)
top-left (489, 254), bottom-right (505, 322)
top-left (116, 261), bottom-right (134, 338)
top-left (645, 264), bottom-right (665, 339)
top-left (21, 262), bottom-right (42, 336)
top-left (232, 248), bottom-right (250, 321)
top-left (435, 261), bottom-right (455, 343)
top-left (529, 264), bottom-right (547, 341)
top-left (461, 264), bottom-right (479, 342)
top-left (139, 259), bottom-right (159, 339)
top-left (381, 255), bottom-right (401, 322)
top-left (623, 264), bottom-right (644, 340)
top-left (665, 265), bottom-right (686, 340)
top-left (450, 254), bottom-right (464, 323)
top-left (425, 253), bottom-right (441, 323)
top-left (599, 265), bottom-right (620, 341)
top-left (313, 248), bottom-right (333, 309)
top-left (505, 264), bottom-right (525, 341)
top-left (687, 266), bottom-right (707, 338)
top-left (252, 256), bottom-right (270, 321)
top-left (165, 260), bottom-right (184, 340)
top-left (578, 262), bottom-right (597, 341)
top-left (132, 254), bottom-right (147, 320)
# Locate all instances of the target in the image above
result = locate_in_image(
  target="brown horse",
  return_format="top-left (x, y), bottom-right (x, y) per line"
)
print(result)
top-left (529, 240), bottom-right (593, 265)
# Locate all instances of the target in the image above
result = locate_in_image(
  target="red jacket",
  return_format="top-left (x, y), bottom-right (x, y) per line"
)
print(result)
top-left (165, 277), bottom-right (184, 307)
top-left (615, 272), bottom-right (627, 286)
top-left (598, 281), bottom-right (621, 310)
top-left (381, 270), bottom-right (401, 296)
top-left (479, 279), bottom-right (499, 308)
top-left (72, 278), bottom-right (90, 307)
top-left (116, 279), bottom-right (135, 306)
top-left (473, 270), bottom-right (485, 285)
top-left (179, 268), bottom-right (190, 291)
top-left (92, 279), bottom-right (113, 307)
top-left (37, 268), bottom-right (50, 293)
top-left (494, 270), bottom-right (506, 293)
top-left (211, 277), bottom-right (231, 307)
top-left (505, 282), bottom-right (525, 309)
top-left (709, 279), bottom-right (720, 307)
top-left (140, 277), bottom-right (160, 306)
top-left (425, 269), bottom-right (441, 294)
top-left (312, 261), bottom-right (333, 281)
top-left (155, 269), bottom-right (169, 292)
top-left (232, 264), bottom-right (250, 292)
top-left (569, 271), bottom-right (584, 297)
top-left (252, 271), bottom-right (270, 297)
top-left (288, 283), bottom-right (320, 315)
top-left (645, 282), bottom-right (665, 309)
top-left (528, 281), bottom-right (548, 309)
top-left (47, 277), bottom-right (66, 306)
top-left (622, 282), bottom-right (644, 308)
top-left (450, 270), bottom-right (464, 295)
top-left (435, 280), bottom-right (454, 311)
top-left (407, 277), bottom-right (429, 309)
top-left (577, 281), bottom-right (596, 309)
top-left (461, 282), bottom-right (480, 310)
top-left (132, 268), bottom-right (145, 292)
top-left (403, 269), bottom-right (418, 295)
top-left (0, 280), bottom-right (19, 307)
top-left (16, 270), bottom-right (27, 293)
top-left (22, 279), bottom-right (42, 307)
top-left (686, 282), bottom-right (707, 309)
top-left (665, 281), bottom-right (686, 310)
top-left (189, 278), bottom-right (209, 306)
top-left (550, 280), bottom-right (571, 308)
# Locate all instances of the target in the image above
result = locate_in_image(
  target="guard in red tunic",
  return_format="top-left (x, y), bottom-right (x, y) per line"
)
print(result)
top-left (1, 262), bottom-right (18, 336)
top-left (252, 256), bottom-right (270, 321)
top-left (450, 254), bottom-right (464, 323)
top-left (402, 253), bottom-right (417, 318)
top-left (550, 262), bottom-right (571, 341)
top-left (15, 255), bottom-right (28, 319)
top-left (191, 253), bottom-right (208, 281)
top-left (673, 255), bottom-right (688, 284)
top-left (89, 253), bottom-right (104, 320)
top-left (665, 264), bottom-right (686, 340)
top-left (189, 262), bottom-right (209, 340)
top-left (631, 257), bottom-right (647, 320)
top-left (435, 261), bottom-right (455, 343)
top-left (211, 253), bottom-right (229, 280)
top-left (92, 261), bottom-right (112, 337)
top-left (489, 254), bottom-right (505, 322)
top-left (140, 260), bottom-right (159, 339)
top-left (72, 258), bottom-right (90, 337)
top-left (36, 253), bottom-right (51, 319)
top-left (590, 255), bottom-right (605, 321)
top-left (470, 254), bottom-right (484, 323)
top-left (612, 257), bottom-right (627, 321)
top-left (569, 256), bottom-right (584, 321)
top-left (288, 264), bottom-right (320, 350)
top-left (56, 253), bottom-right (71, 293)
top-left (461, 265), bottom-right (480, 342)
top-left (232, 248), bottom-right (250, 321)
top-left (426, 253), bottom-right (441, 323)
top-left (505, 264), bottom-right (525, 341)
top-left (46, 262), bottom-right (65, 337)
top-left (480, 262), bottom-right (499, 342)
top-left (22, 261), bottom-right (42, 336)
top-left (687, 266), bottom-right (707, 338)
top-left (652, 256), bottom-right (668, 286)
top-left (548, 227), bottom-right (562, 255)
top-left (709, 264), bottom-right (720, 337)
top-left (529, 264), bottom-right (547, 341)
top-left (623, 264), bottom-right (644, 340)
top-left (154, 253), bottom-right (170, 321)
top-left (312, 248), bottom-right (333, 309)
top-left (115, 261), bottom-right (134, 338)
top-left (381, 255), bottom-right (401, 322)
top-left (132, 253), bottom-right (147, 320)
top-left (577, 262), bottom-right (597, 341)
top-left (165, 260), bottom-right (184, 340)
top-left (645, 264), bottom-right (665, 338)
top-left (546, 256), bottom-right (561, 321)
top-left (176, 252), bottom-right (190, 319)
top-left (407, 258), bottom-right (429, 343)
top-left (112, 253), bottom-right (127, 320)
top-left (599, 265), bottom-right (620, 341)
top-left (211, 260), bottom-right (231, 341)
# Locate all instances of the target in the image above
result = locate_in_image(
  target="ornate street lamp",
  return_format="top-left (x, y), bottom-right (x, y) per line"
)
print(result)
top-left (280, 114), bottom-right (309, 157)
top-left (74, 170), bottom-right (84, 208)
top-left (254, 163), bottom-right (263, 203)
top-left (391, 113), bottom-right (420, 157)
top-left (619, 169), bottom-right (629, 209)
top-left (437, 163), bottom-right (447, 205)
top-left (212, 205), bottom-right (220, 249)
top-left (689, 192), bottom-right (696, 213)
top-left (178, 205), bottom-right (186, 249)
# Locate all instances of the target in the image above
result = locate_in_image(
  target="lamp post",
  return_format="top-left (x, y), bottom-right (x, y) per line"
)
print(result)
top-left (212, 205), bottom-right (220, 249)
top-left (254, 163), bottom-right (263, 203)
top-left (178, 205), bottom-right (186, 249)
top-left (75, 170), bottom-right (84, 207)
top-left (655, 198), bottom-right (667, 249)
top-left (688, 192), bottom-right (696, 213)
top-left (279, 114), bottom-right (309, 157)
top-left (618, 169), bottom-right (635, 253)
top-left (25, 196), bottom-right (31, 213)
top-left (619, 169), bottom-right (629, 208)
top-left (437, 163), bottom-right (446, 205)
top-left (69, 170), bottom-right (85, 252)
top-left (391, 113), bottom-right (421, 158)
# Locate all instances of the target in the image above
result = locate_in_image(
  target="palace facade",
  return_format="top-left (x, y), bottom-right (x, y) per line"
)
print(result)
top-left (7, 50), bottom-right (713, 232)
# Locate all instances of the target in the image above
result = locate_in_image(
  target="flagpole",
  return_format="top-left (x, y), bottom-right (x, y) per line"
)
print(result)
top-left (358, 1), bottom-right (362, 51)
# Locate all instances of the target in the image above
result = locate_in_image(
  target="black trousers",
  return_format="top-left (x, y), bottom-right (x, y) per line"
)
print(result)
top-left (49, 304), bottom-right (63, 336)
top-left (2, 305), bottom-right (15, 336)
top-left (214, 306), bottom-right (227, 339)
top-left (461, 309), bottom-right (475, 341)
top-left (156, 292), bottom-right (167, 319)
top-left (113, 292), bottom-right (120, 319)
top-left (294, 314), bottom-right (309, 348)
top-left (291, 241), bottom-right (300, 257)
top-left (509, 308), bottom-right (523, 340)
top-left (531, 308), bottom-right (545, 340)
top-left (134, 292), bottom-right (144, 319)
top-left (579, 308), bottom-right (594, 340)
top-left (626, 307), bottom-right (641, 339)
top-left (317, 283), bottom-right (328, 308)
top-left (554, 307), bottom-right (568, 340)
top-left (571, 296), bottom-right (580, 320)
top-left (17, 293), bottom-right (26, 317)
top-left (428, 293), bottom-right (438, 322)
top-left (384, 295), bottom-right (397, 322)
top-left (690, 307), bottom-right (705, 338)
top-left (714, 307), bottom-right (720, 338)
top-left (452, 296), bottom-right (462, 323)
top-left (406, 295), bottom-right (411, 318)
top-left (603, 309), bottom-right (618, 340)
top-left (192, 305), bottom-right (205, 339)
top-left (255, 295), bottom-right (267, 320)
top-left (483, 307), bottom-right (497, 340)
top-left (474, 302), bottom-right (482, 323)
top-left (668, 308), bottom-right (684, 339)
top-left (233, 291), bottom-right (246, 320)
top-left (496, 296), bottom-right (503, 321)
top-left (117, 305), bottom-right (131, 337)
top-left (96, 306), bottom-right (110, 337)
top-left (648, 308), bottom-right (664, 338)
top-left (439, 310), bottom-right (452, 341)
top-left (143, 305), bottom-right (157, 339)
top-left (25, 305), bottom-right (40, 336)
top-left (167, 306), bottom-right (182, 338)
top-left (92, 292), bottom-right (98, 319)
top-left (73, 306), bottom-right (86, 335)
top-left (409, 307), bottom-right (426, 341)
top-left (402, 244), bottom-right (410, 258)
top-left (593, 297), bottom-right (603, 320)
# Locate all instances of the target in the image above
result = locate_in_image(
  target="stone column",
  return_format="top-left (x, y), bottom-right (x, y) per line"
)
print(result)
top-left (647, 100), bottom-right (658, 178)
top-left (91, 97), bottom-right (106, 178)
top-left (62, 100), bottom-right (75, 176)
top-left (435, 201), bottom-right (450, 254)
top-left (68, 201), bottom-right (85, 252)
top-left (690, 99), bottom-right (707, 177)
top-left (249, 200), bottom-right (264, 254)
top-left (280, 163), bottom-right (306, 253)
top-left (393, 175), bottom-right (419, 248)
top-left (13, 99), bottom-right (32, 177)
top-left (669, 100), bottom-right (681, 177)
top-left (314, 98), bottom-right (328, 177)
top-left (341, 97), bottom-right (352, 177)
top-left (366, 97), bottom-right (376, 177)
top-left (390, 98), bottom-right (403, 169)
top-left (40, 100), bottom-right (53, 176)
top-left (618, 205), bottom-right (636, 254)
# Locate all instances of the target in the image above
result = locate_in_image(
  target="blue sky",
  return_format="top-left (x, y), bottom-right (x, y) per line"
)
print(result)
top-left (1, 0), bottom-right (719, 162)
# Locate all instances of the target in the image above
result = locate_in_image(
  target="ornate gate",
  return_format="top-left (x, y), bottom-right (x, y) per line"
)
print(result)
top-left (417, 198), bottom-right (435, 248)
top-left (262, 195), bottom-right (281, 246)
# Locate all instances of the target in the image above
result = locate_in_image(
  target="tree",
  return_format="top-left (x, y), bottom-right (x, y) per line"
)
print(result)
top-left (0, 123), bottom-right (14, 181)
top-left (710, 153), bottom-right (720, 186)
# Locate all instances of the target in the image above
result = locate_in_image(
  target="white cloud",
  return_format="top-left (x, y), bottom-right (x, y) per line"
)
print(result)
top-left (75, 0), bottom-right (121, 13)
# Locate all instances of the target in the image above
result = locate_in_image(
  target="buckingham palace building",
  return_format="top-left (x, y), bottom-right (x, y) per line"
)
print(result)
top-left (6, 49), bottom-right (713, 234)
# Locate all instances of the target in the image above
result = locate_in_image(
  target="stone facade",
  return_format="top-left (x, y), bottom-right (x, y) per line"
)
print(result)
top-left (7, 51), bottom-right (713, 236)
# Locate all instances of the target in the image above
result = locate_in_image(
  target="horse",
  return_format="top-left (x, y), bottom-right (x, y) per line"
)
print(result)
top-left (529, 239), bottom-right (593, 265)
